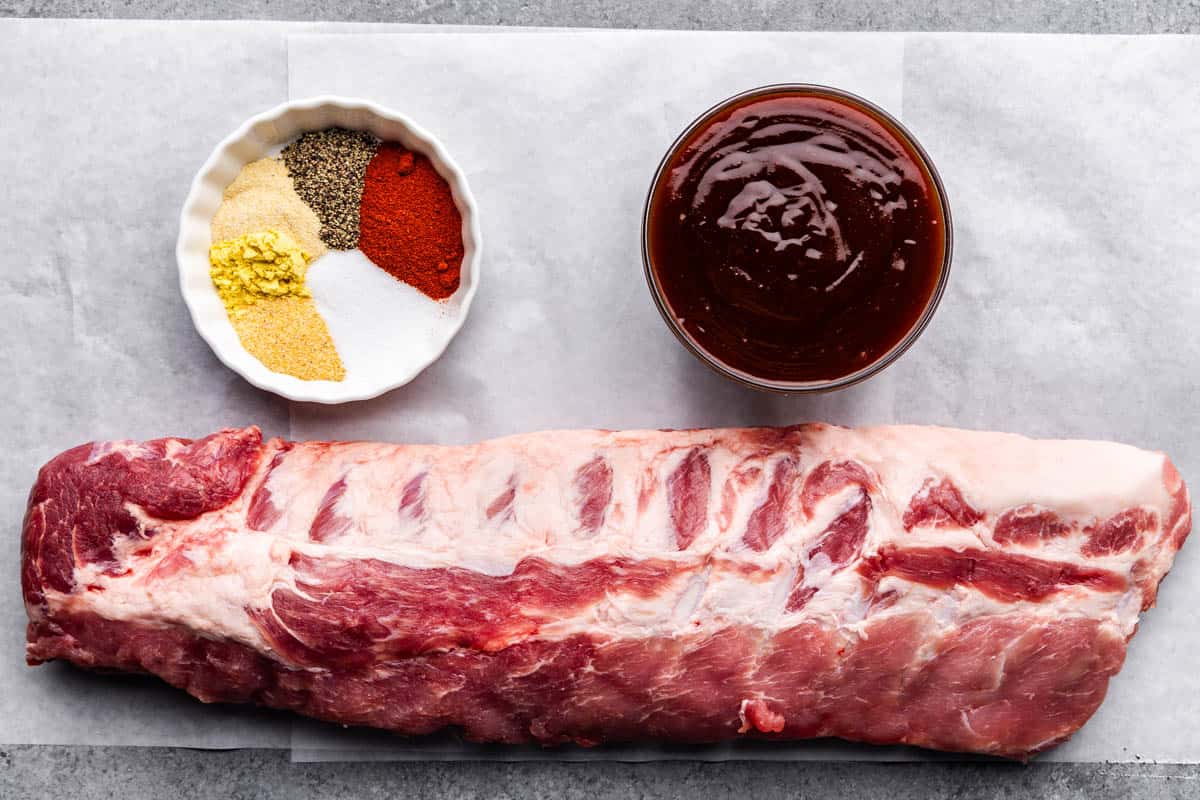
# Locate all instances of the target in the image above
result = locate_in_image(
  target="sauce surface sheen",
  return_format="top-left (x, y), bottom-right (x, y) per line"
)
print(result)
top-left (647, 90), bottom-right (946, 384)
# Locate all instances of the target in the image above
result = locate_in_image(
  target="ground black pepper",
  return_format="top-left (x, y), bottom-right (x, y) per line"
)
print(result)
top-left (281, 128), bottom-right (379, 250)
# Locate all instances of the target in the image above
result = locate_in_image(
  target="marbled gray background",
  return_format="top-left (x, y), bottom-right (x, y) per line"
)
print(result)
top-left (4, 1), bottom-right (1200, 798)
top-left (2, 0), bottom-right (1199, 32)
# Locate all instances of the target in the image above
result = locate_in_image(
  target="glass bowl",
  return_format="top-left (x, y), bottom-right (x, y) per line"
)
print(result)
top-left (641, 83), bottom-right (952, 394)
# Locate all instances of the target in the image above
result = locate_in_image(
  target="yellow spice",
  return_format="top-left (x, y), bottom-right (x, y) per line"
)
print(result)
top-left (211, 158), bottom-right (327, 258)
top-left (210, 229), bottom-right (346, 382)
top-left (231, 296), bottom-right (346, 382)
top-left (209, 229), bottom-right (310, 311)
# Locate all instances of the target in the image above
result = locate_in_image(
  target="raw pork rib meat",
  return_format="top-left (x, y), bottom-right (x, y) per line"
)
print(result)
top-left (22, 424), bottom-right (1191, 758)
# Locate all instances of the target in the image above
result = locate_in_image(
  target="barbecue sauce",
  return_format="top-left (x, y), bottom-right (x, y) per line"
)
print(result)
top-left (646, 89), bottom-right (947, 384)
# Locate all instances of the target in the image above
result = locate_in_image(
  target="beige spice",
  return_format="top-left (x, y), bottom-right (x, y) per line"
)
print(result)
top-left (211, 158), bottom-right (327, 259)
top-left (231, 296), bottom-right (346, 382)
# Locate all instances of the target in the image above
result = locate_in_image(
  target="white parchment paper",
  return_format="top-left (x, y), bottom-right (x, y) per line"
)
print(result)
top-left (0, 19), bottom-right (573, 750)
top-left (900, 33), bottom-right (1200, 763)
top-left (286, 31), bottom-right (1200, 763)
top-left (0, 19), bottom-right (297, 748)
top-left (4, 21), bottom-right (1198, 762)
top-left (0, 18), bottom-right (606, 751)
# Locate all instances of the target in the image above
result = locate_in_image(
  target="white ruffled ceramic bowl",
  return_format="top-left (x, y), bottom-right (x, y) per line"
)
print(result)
top-left (177, 97), bottom-right (481, 403)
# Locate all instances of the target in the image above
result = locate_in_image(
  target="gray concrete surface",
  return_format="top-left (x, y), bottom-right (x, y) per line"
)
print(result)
top-left (1, 0), bottom-right (1198, 32)
top-left (2, 747), bottom-right (1200, 799)
top-left (5, 2), bottom-right (1200, 799)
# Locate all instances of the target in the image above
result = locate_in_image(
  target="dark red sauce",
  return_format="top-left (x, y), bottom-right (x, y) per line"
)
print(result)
top-left (646, 88), bottom-right (948, 385)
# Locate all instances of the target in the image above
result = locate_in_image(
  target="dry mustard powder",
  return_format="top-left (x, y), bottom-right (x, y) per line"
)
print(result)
top-left (209, 229), bottom-right (311, 310)
top-left (209, 229), bottom-right (345, 382)
top-left (211, 158), bottom-right (327, 259)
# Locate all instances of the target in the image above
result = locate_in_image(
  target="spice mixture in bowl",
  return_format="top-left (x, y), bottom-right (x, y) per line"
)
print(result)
top-left (643, 84), bottom-right (951, 393)
top-left (177, 97), bottom-right (481, 403)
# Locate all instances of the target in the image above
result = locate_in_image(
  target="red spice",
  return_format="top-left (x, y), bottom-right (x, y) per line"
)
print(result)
top-left (358, 143), bottom-right (464, 300)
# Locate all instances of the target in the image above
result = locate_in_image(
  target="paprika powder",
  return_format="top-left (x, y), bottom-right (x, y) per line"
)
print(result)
top-left (358, 143), bottom-right (464, 300)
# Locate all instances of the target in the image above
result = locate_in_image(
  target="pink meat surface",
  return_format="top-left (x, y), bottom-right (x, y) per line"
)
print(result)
top-left (21, 424), bottom-right (1191, 758)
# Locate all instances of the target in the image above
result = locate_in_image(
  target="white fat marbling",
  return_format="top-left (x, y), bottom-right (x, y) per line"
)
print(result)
top-left (60, 425), bottom-right (1177, 664)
